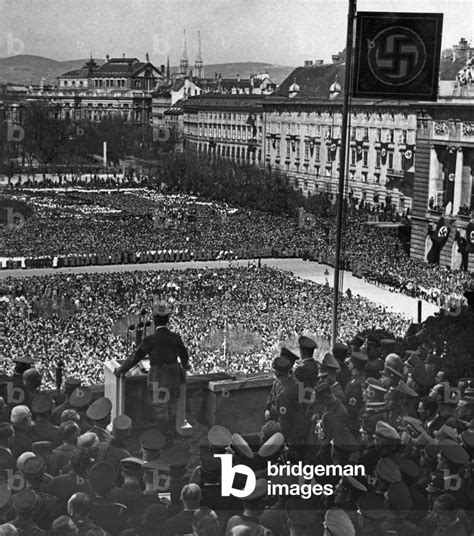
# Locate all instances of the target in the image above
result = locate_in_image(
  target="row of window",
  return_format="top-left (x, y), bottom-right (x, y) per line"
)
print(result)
top-left (266, 124), bottom-right (409, 143)
top-left (197, 143), bottom-right (262, 162)
top-left (199, 125), bottom-right (261, 140)
top-left (266, 139), bottom-right (404, 170)
top-left (198, 112), bottom-right (262, 121)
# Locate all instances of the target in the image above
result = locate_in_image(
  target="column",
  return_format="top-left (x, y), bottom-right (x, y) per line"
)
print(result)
top-left (428, 145), bottom-right (439, 206)
top-left (453, 147), bottom-right (464, 215)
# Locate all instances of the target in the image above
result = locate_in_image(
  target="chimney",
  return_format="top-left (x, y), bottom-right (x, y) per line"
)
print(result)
top-left (146, 52), bottom-right (149, 63)
top-left (106, 54), bottom-right (110, 62)
top-left (304, 60), bottom-right (313, 67)
top-left (237, 73), bottom-right (240, 82)
top-left (123, 53), bottom-right (125, 59)
top-left (314, 59), bottom-right (324, 66)
top-left (215, 72), bottom-right (218, 80)
top-left (161, 64), bottom-right (165, 74)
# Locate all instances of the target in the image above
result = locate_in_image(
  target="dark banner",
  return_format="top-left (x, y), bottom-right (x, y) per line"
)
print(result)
top-left (403, 145), bottom-right (415, 171)
top-left (355, 141), bottom-right (363, 161)
top-left (353, 12), bottom-right (443, 100)
top-left (466, 222), bottom-right (474, 254)
top-left (380, 142), bottom-right (389, 166)
top-left (444, 149), bottom-right (456, 206)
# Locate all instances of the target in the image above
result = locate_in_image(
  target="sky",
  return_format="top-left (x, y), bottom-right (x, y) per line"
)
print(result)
top-left (0, 0), bottom-right (472, 66)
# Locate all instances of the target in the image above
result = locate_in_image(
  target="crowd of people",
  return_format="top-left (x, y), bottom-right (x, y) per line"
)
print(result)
top-left (0, 297), bottom-right (473, 535)
top-left (0, 266), bottom-right (411, 388)
top-left (0, 189), bottom-right (471, 307)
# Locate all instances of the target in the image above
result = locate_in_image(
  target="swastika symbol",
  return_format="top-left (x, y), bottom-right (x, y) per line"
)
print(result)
top-left (368, 26), bottom-right (427, 86)
top-left (405, 150), bottom-right (413, 160)
top-left (469, 231), bottom-right (474, 242)
top-left (381, 148), bottom-right (387, 157)
top-left (438, 226), bottom-right (448, 238)
top-left (448, 173), bottom-right (455, 182)
top-left (331, 144), bottom-right (337, 152)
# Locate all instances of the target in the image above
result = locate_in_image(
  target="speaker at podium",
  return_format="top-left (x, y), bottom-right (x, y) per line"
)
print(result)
top-left (104, 359), bottom-right (193, 436)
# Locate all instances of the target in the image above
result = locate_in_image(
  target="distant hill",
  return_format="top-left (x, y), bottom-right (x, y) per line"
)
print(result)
top-left (0, 55), bottom-right (293, 86)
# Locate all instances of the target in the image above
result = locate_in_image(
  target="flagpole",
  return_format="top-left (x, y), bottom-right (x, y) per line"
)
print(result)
top-left (331, 0), bottom-right (356, 345)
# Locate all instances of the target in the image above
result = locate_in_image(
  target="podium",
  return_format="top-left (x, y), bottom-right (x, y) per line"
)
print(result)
top-left (104, 360), bottom-right (193, 435)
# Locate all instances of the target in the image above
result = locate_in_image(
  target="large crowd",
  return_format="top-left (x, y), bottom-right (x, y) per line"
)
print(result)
top-left (0, 285), bottom-right (473, 535)
top-left (0, 266), bottom-right (411, 388)
top-left (0, 189), bottom-right (471, 307)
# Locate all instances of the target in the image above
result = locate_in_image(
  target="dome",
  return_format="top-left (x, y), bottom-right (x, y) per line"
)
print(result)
top-left (288, 78), bottom-right (300, 98)
top-left (329, 77), bottom-right (341, 93)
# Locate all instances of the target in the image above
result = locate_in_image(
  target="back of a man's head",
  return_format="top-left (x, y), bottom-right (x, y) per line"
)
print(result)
top-left (60, 421), bottom-right (80, 444)
top-left (181, 483), bottom-right (201, 510)
top-left (0, 523), bottom-right (18, 536)
top-left (23, 368), bottom-right (41, 390)
top-left (49, 515), bottom-right (79, 536)
top-left (70, 448), bottom-right (91, 477)
top-left (68, 492), bottom-right (91, 518)
top-left (193, 507), bottom-right (220, 536)
top-left (10, 406), bottom-right (31, 428)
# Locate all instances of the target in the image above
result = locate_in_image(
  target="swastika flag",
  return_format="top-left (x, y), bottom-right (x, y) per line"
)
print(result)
top-left (353, 12), bottom-right (443, 101)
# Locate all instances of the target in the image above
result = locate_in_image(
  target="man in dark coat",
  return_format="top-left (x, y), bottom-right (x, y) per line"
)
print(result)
top-left (115, 302), bottom-right (190, 440)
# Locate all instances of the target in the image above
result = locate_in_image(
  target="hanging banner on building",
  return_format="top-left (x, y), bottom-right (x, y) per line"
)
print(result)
top-left (427, 216), bottom-right (451, 265)
top-left (466, 221), bottom-right (474, 254)
top-left (444, 148), bottom-right (456, 206)
top-left (380, 142), bottom-right (389, 166)
top-left (353, 12), bottom-right (443, 100)
top-left (329, 139), bottom-right (338, 158)
top-left (403, 145), bottom-right (415, 171)
top-left (355, 140), bottom-right (364, 161)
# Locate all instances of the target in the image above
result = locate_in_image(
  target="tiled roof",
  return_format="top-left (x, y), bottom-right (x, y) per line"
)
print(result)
top-left (165, 98), bottom-right (185, 115)
top-left (60, 68), bottom-right (90, 79)
top-left (275, 63), bottom-right (345, 99)
top-left (182, 94), bottom-right (264, 112)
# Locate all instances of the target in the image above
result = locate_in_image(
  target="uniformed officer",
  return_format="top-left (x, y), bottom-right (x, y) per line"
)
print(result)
top-left (51, 378), bottom-right (82, 426)
top-left (294, 336), bottom-right (319, 389)
top-left (86, 397), bottom-right (113, 443)
top-left (110, 457), bottom-right (145, 520)
top-left (265, 356), bottom-right (306, 453)
top-left (114, 302), bottom-right (190, 441)
top-left (356, 493), bottom-right (387, 536)
top-left (386, 381), bottom-right (419, 428)
top-left (10, 488), bottom-right (46, 536)
top-left (22, 456), bottom-right (58, 530)
top-left (139, 428), bottom-right (166, 461)
top-left (344, 350), bottom-right (367, 426)
top-left (69, 387), bottom-right (93, 434)
top-left (333, 342), bottom-right (351, 390)
top-left (381, 481), bottom-right (418, 536)
top-left (30, 393), bottom-right (61, 449)
top-left (95, 415), bottom-right (132, 476)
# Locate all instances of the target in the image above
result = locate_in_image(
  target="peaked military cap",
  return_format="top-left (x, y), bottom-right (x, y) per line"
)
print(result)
top-left (120, 457), bottom-right (145, 475)
top-left (349, 335), bottom-right (365, 349)
top-left (22, 456), bottom-right (46, 479)
top-left (32, 441), bottom-right (52, 458)
top-left (380, 339), bottom-right (397, 353)
top-left (13, 355), bottom-right (34, 365)
top-left (272, 356), bottom-right (291, 371)
top-left (258, 432), bottom-right (285, 459)
top-left (261, 421), bottom-right (281, 442)
top-left (375, 421), bottom-right (400, 442)
top-left (399, 458), bottom-right (421, 481)
top-left (279, 347), bottom-right (299, 365)
top-left (241, 478), bottom-right (267, 502)
top-left (69, 386), bottom-right (93, 408)
top-left (31, 392), bottom-right (53, 414)
top-left (161, 445), bottom-right (190, 468)
top-left (86, 397), bottom-right (112, 421)
top-left (89, 462), bottom-right (116, 491)
top-left (298, 336), bottom-right (317, 350)
top-left (394, 381), bottom-right (418, 398)
top-left (350, 348), bottom-right (368, 363)
top-left (112, 414), bottom-right (132, 433)
top-left (140, 429), bottom-right (166, 451)
top-left (332, 342), bottom-right (348, 360)
top-left (375, 458), bottom-right (401, 483)
top-left (321, 412), bottom-right (343, 438)
top-left (340, 475), bottom-right (367, 494)
top-left (437, 425), bottom-right (458, 442)
top-left (412, 366), bottom-right (436, 388)
top-left (424, 443), bottom-right (442, 462)
top-left (208, 425), bottom-right (232, 448)
top-left (285, 497), bottom-right (321, 527)
top-left (318, 352), bottom-right (340, 372)
top-left (440, 443), bottom-right (469, 467)
top-left (365, 378), bottom-right (388, 394)
top-left (325, 507), bottom-right (356, 536)
top-left (386, 481), bottom-right (412, 510)
top-left (199, 451), bottom-right (221, 474)
top-left (64, 378), bottom-right (81, 393)
top-left (358, 493), bottom-right (388, 521)
top-left (400, 416), bottom-right (425, 438)
top-left (460, 430), bottom-right (474, 454)
top-left (331, 428), bottom-right (358, 453)
top-left (230, 433), bottom-right (254, 460)
top-left (12, 489), bottom-right (38, 512)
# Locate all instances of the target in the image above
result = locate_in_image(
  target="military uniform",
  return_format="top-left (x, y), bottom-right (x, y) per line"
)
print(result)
top-left (115, 303), bottom-right (189, 435)
top-left (30, 393), bottom-right (61, 449)
top-left (86, 397), bottom-right (113, 444)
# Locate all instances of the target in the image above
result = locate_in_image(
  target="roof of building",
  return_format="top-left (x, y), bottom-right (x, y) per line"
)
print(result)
top-left (275, 63), bottom-right (346, 99)
top-left (165, 98), bottom-right (185, 115)
top-left (182, 93), bottom-right (264, 112)
top-left (60, 58), bottom-right (163, 80)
